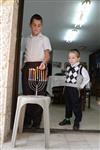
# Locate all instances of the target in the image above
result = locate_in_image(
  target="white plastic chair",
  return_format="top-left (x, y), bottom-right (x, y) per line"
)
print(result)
top-left (11, 95), bottom-right (51, 148)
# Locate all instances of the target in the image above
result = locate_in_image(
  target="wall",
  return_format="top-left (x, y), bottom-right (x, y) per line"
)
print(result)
top-left (0, 0), bottom-right (19, 145)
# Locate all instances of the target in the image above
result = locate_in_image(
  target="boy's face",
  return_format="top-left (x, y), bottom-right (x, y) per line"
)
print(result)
top-left (30, 19), bottom-right (42, 36)
top-left (68, 52), bottom-right (80, 65)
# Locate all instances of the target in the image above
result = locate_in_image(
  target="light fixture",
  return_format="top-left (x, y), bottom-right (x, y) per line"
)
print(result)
top-left (65, 0), bottom-right (91, 43)
top-left (65, 28), bottom-right (79, 43)
top-left (75, 0), bottom-right (91, 28)
top-left (82, 0), bottom-right (91, 5)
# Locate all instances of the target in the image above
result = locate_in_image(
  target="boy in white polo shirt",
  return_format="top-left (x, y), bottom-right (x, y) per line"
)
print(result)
top-left (22, 14), bottom-right (52, 128)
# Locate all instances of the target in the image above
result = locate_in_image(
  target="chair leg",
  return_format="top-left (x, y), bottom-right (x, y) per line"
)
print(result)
top-left (43, 102), bottom-right (50, 149)
top-left (18, 104), bottom-right (26, 133)
top-left (11, 99), bottom-right (22, 147)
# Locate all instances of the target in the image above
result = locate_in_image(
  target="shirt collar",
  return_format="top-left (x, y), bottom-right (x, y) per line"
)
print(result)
top-left (30, 33), bottom-right (42, 38)
top-left (71, 62), bottom-right (80, 67)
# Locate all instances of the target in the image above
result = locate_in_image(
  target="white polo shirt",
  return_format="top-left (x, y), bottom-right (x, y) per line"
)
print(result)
top-left (24, 33), bottom-right (52, 62)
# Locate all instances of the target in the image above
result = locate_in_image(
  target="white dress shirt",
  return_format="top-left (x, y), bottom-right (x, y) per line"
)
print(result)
top-left (24, 33), bottom-right (51, 63)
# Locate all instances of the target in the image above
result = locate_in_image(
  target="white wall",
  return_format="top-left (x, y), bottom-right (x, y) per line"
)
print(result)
top-left (52, 49), bottom-right (91, 75)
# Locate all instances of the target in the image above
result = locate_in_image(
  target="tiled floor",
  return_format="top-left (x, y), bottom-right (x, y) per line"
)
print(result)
top-left (2, 132), bottom-right (100, 150)
top-left (2, 96), bottom-right (100, 150)
top-left (48, 96), bottom-right (100, 130)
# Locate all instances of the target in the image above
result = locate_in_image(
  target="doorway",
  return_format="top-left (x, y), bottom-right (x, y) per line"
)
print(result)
top-left (11, 0), bottom-right (100, 132)
top-left (10, 0), bottom-right (24, 129)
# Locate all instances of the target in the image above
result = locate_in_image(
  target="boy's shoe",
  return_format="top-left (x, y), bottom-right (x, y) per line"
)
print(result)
top-left (73, 123), bottom-right (80, 131)
top-left (59, 119), bottom-right (71, 126)
top-left (24, 123), bottom-right (33, 129)
top-left (24, 120), bottom-right (40, 129)
top-left (32, 123), bottom-right (40, 129)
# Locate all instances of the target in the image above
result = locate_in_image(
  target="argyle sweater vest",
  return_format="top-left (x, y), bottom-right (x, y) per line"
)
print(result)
top-left (65, 64), bottom-right (83, 88)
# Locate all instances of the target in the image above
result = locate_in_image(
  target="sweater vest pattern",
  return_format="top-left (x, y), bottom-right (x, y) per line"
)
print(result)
top-left (66, 64), bottom-right (81, 84)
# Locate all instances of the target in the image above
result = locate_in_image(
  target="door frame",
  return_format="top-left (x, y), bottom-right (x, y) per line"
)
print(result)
top-left (11, 0), bottom-right (24, 129)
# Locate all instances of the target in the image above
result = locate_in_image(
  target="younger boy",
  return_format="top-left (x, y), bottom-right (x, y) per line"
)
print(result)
top-left (59, 49), bottom-right (90, 130)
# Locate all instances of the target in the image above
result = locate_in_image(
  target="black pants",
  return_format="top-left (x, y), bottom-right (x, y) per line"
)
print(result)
top-left (22, 62), bottom-right (46, 127)
top-left (64, 86), bottom-right (82, 124)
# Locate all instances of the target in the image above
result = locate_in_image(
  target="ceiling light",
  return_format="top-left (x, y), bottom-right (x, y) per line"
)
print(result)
top-left (75, 0), bottom-right (91, 28)
top-left (65, 0), bottom-right (91, 43)
top-left (65, 29), bottom-right (79, 43)
top-left (82, 0), bottom-right (91, 5)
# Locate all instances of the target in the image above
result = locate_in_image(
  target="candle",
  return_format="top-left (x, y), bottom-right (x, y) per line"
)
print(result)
top-left (35, 69), bottom-right (36, 81)
top-left (38, 69), bottom-right (40, 81)
top-left (45, 70), bottom-right (47, 81)
top-left (40, 70), bottom-right (42, 81)
top-left (43, 70), bottom-right (44, 81)
top-left (30, 68), bottom-right (33, 80)
top-left (36, 66), bottom-right (38, 80)
top-left (28, 68), bottom-right (31, 80)
top-left (32, 68), bottom-right (35, 80)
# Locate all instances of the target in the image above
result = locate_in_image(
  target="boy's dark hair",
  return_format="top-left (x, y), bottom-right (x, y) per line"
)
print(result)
top-left (69, 49), bottom-right (80, 58)
top-left (30, 14), bottom-right (43, 25)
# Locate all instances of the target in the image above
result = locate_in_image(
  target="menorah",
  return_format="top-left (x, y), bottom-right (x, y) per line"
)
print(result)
top-left (28, 67), bottom-right (47, 95)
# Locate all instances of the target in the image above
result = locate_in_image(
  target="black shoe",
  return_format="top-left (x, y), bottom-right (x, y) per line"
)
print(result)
top-left (24, 123), bottom-right (33, 129)
top-left (24, 120), bottom-right (40, 129)
top-left (59, 119), bottom-right (71, 126)
top-left (73, 123), bottom-right (80, 131)
top-left (32, 123), bottom-right (40, 129)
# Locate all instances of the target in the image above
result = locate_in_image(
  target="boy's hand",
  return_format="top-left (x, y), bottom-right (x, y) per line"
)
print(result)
top-left (39, 62), bottom-right (46, 70)
top-left (79, 85), bottom-right (84, 89)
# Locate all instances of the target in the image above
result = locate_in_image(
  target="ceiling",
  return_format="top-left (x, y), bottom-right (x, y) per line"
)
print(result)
top-left (22, 0), bottom-right (100, 52)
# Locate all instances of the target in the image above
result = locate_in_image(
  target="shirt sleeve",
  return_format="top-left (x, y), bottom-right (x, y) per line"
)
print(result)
top-left (80, 67), bottom-right (90, 89)
top-left (43, 36), bottom-right (52, 51)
